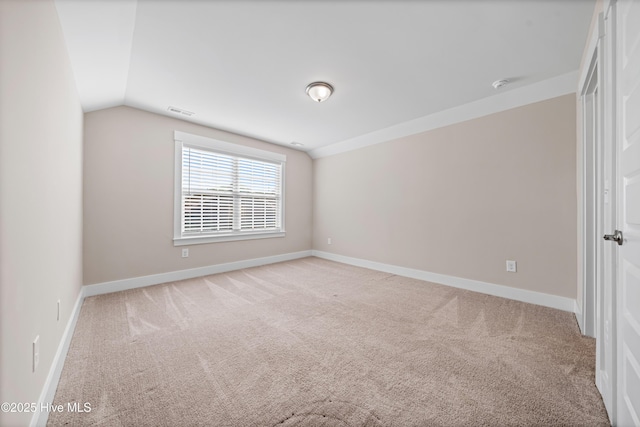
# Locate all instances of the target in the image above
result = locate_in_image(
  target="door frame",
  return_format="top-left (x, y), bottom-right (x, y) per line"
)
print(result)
top-left (578, 0), bottom-right (618, 424)
top-left (576, 0), bottom-right (618, 424)
top-left (580, 48), bottom-right (599, 339)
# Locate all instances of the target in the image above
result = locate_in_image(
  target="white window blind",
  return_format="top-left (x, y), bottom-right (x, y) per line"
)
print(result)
top-left (174, 131), bottom-right (285, 245)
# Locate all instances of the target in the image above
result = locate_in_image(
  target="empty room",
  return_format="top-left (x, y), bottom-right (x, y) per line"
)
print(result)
top-left (2, 0), bottom-right (640, 426)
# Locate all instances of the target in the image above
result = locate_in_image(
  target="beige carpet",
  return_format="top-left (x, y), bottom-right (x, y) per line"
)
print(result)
top-left (48, 257), bottom-right (609, 426)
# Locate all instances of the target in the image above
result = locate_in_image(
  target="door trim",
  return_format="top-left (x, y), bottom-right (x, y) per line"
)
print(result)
top-left (578, 3), bottom-right (618, 423)
top-left (578, 15), bottom-right (604, 339)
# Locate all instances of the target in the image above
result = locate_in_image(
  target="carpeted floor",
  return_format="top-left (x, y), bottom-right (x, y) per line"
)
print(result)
top-left (48, 257), bottom-right (609, 426)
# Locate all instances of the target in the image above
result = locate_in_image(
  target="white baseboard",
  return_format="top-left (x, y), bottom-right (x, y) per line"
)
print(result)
top-left (84, 250), bottom-right (313, 297)
top-left (312, 250), bottom-right (576, 313)
top-left (30, 288), bottom-right (85, 427)
top-left (30, 249), bottom-right (312, 426)
top-left (574, 300), bottom-right (585, 334)
top-left (27, 248), bottom-right (576, 427)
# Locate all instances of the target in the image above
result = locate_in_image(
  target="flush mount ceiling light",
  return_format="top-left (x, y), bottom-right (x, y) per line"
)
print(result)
top-left (290, 142), bottom-right (304, 147)
top-left (492, 79), bottom-right (510, 89)
top-left (306, 82), bottom-right (334, 102)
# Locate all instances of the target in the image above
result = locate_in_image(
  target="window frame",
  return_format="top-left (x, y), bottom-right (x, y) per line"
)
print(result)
top-left (173, 131), bottom-right (286, 246)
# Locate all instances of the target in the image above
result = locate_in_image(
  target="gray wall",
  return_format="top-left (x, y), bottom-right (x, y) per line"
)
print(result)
top-left (83, 106), bottom-right (313, 285)
top-left (313, 94), bottom-right (577, 298)
top-left (0, 1), bottom-right (84, 425)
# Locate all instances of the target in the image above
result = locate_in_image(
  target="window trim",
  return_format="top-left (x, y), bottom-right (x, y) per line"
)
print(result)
top-left (173, 131), bottom-right (286, 246)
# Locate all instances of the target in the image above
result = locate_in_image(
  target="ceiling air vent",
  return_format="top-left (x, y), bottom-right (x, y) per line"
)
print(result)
top-left (167, 106), bottom-right (194, 117)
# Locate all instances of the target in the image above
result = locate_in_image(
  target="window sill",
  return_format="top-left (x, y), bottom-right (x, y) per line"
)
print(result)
top-left (173, 231), bottom-right (285, 246)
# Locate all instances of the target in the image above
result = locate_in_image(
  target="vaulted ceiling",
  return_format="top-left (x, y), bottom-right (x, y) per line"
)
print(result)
top-left (55, 0), bottom-right (595, 156)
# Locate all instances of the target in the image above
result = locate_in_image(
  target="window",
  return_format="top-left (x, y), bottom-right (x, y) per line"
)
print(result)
top-left (174, 131), bottom-right (285, 245)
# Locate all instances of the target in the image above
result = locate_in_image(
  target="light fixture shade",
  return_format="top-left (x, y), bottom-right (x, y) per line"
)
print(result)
top-left (306, 82), bottom-right (333, 102)
top-left (492, 79), bottom-right (509, 89)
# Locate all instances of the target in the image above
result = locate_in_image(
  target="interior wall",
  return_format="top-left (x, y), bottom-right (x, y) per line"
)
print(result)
top-left (83, 106), bottom-right (313, 285)
top-left (0, 1), bottom-right (84, 426)
top-left (313, 94), bottom-right (577, 299)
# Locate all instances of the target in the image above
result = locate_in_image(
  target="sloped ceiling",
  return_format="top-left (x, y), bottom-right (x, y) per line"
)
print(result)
top-left (55, 0), bottom-right (595, 156)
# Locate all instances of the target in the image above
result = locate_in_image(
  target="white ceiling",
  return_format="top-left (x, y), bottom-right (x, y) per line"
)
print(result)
top-left (55, 0), bottom-right (595, 156)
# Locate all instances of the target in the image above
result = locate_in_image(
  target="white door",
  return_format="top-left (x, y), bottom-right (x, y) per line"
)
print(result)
top-left (598, 5), bottom-right (617, 415)
top-left (615, 0), bottom-right (640, 425)
top-left (599, 58), bottom-right (617, 421)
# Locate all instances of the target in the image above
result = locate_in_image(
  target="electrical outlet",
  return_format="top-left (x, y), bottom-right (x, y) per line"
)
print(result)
top-left (327, 237), bottom-right (332, 245)
top-left (57, 299), bottom-right (60, 321)
top-left (506, 260), bottom-right (517, 273)
top-left (33, 335), bottom-right (40, 372)
top-left (182, 248), bottom-right (189, 258)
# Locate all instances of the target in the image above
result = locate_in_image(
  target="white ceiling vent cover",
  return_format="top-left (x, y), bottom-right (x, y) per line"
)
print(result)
top-left (167, 106), bottom-right (194, 117)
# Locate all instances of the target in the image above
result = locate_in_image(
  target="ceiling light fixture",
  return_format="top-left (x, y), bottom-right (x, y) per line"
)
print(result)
top-left (290, 142), bottom-right (304, 147)
top-left (492, 79), bottom-right (510, 90)
top-left (306, 82), bottom-right (334, 102)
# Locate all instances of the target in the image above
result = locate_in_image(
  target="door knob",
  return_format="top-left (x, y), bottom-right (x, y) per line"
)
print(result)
top-left (603, 230), bottom-right (623, 245)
